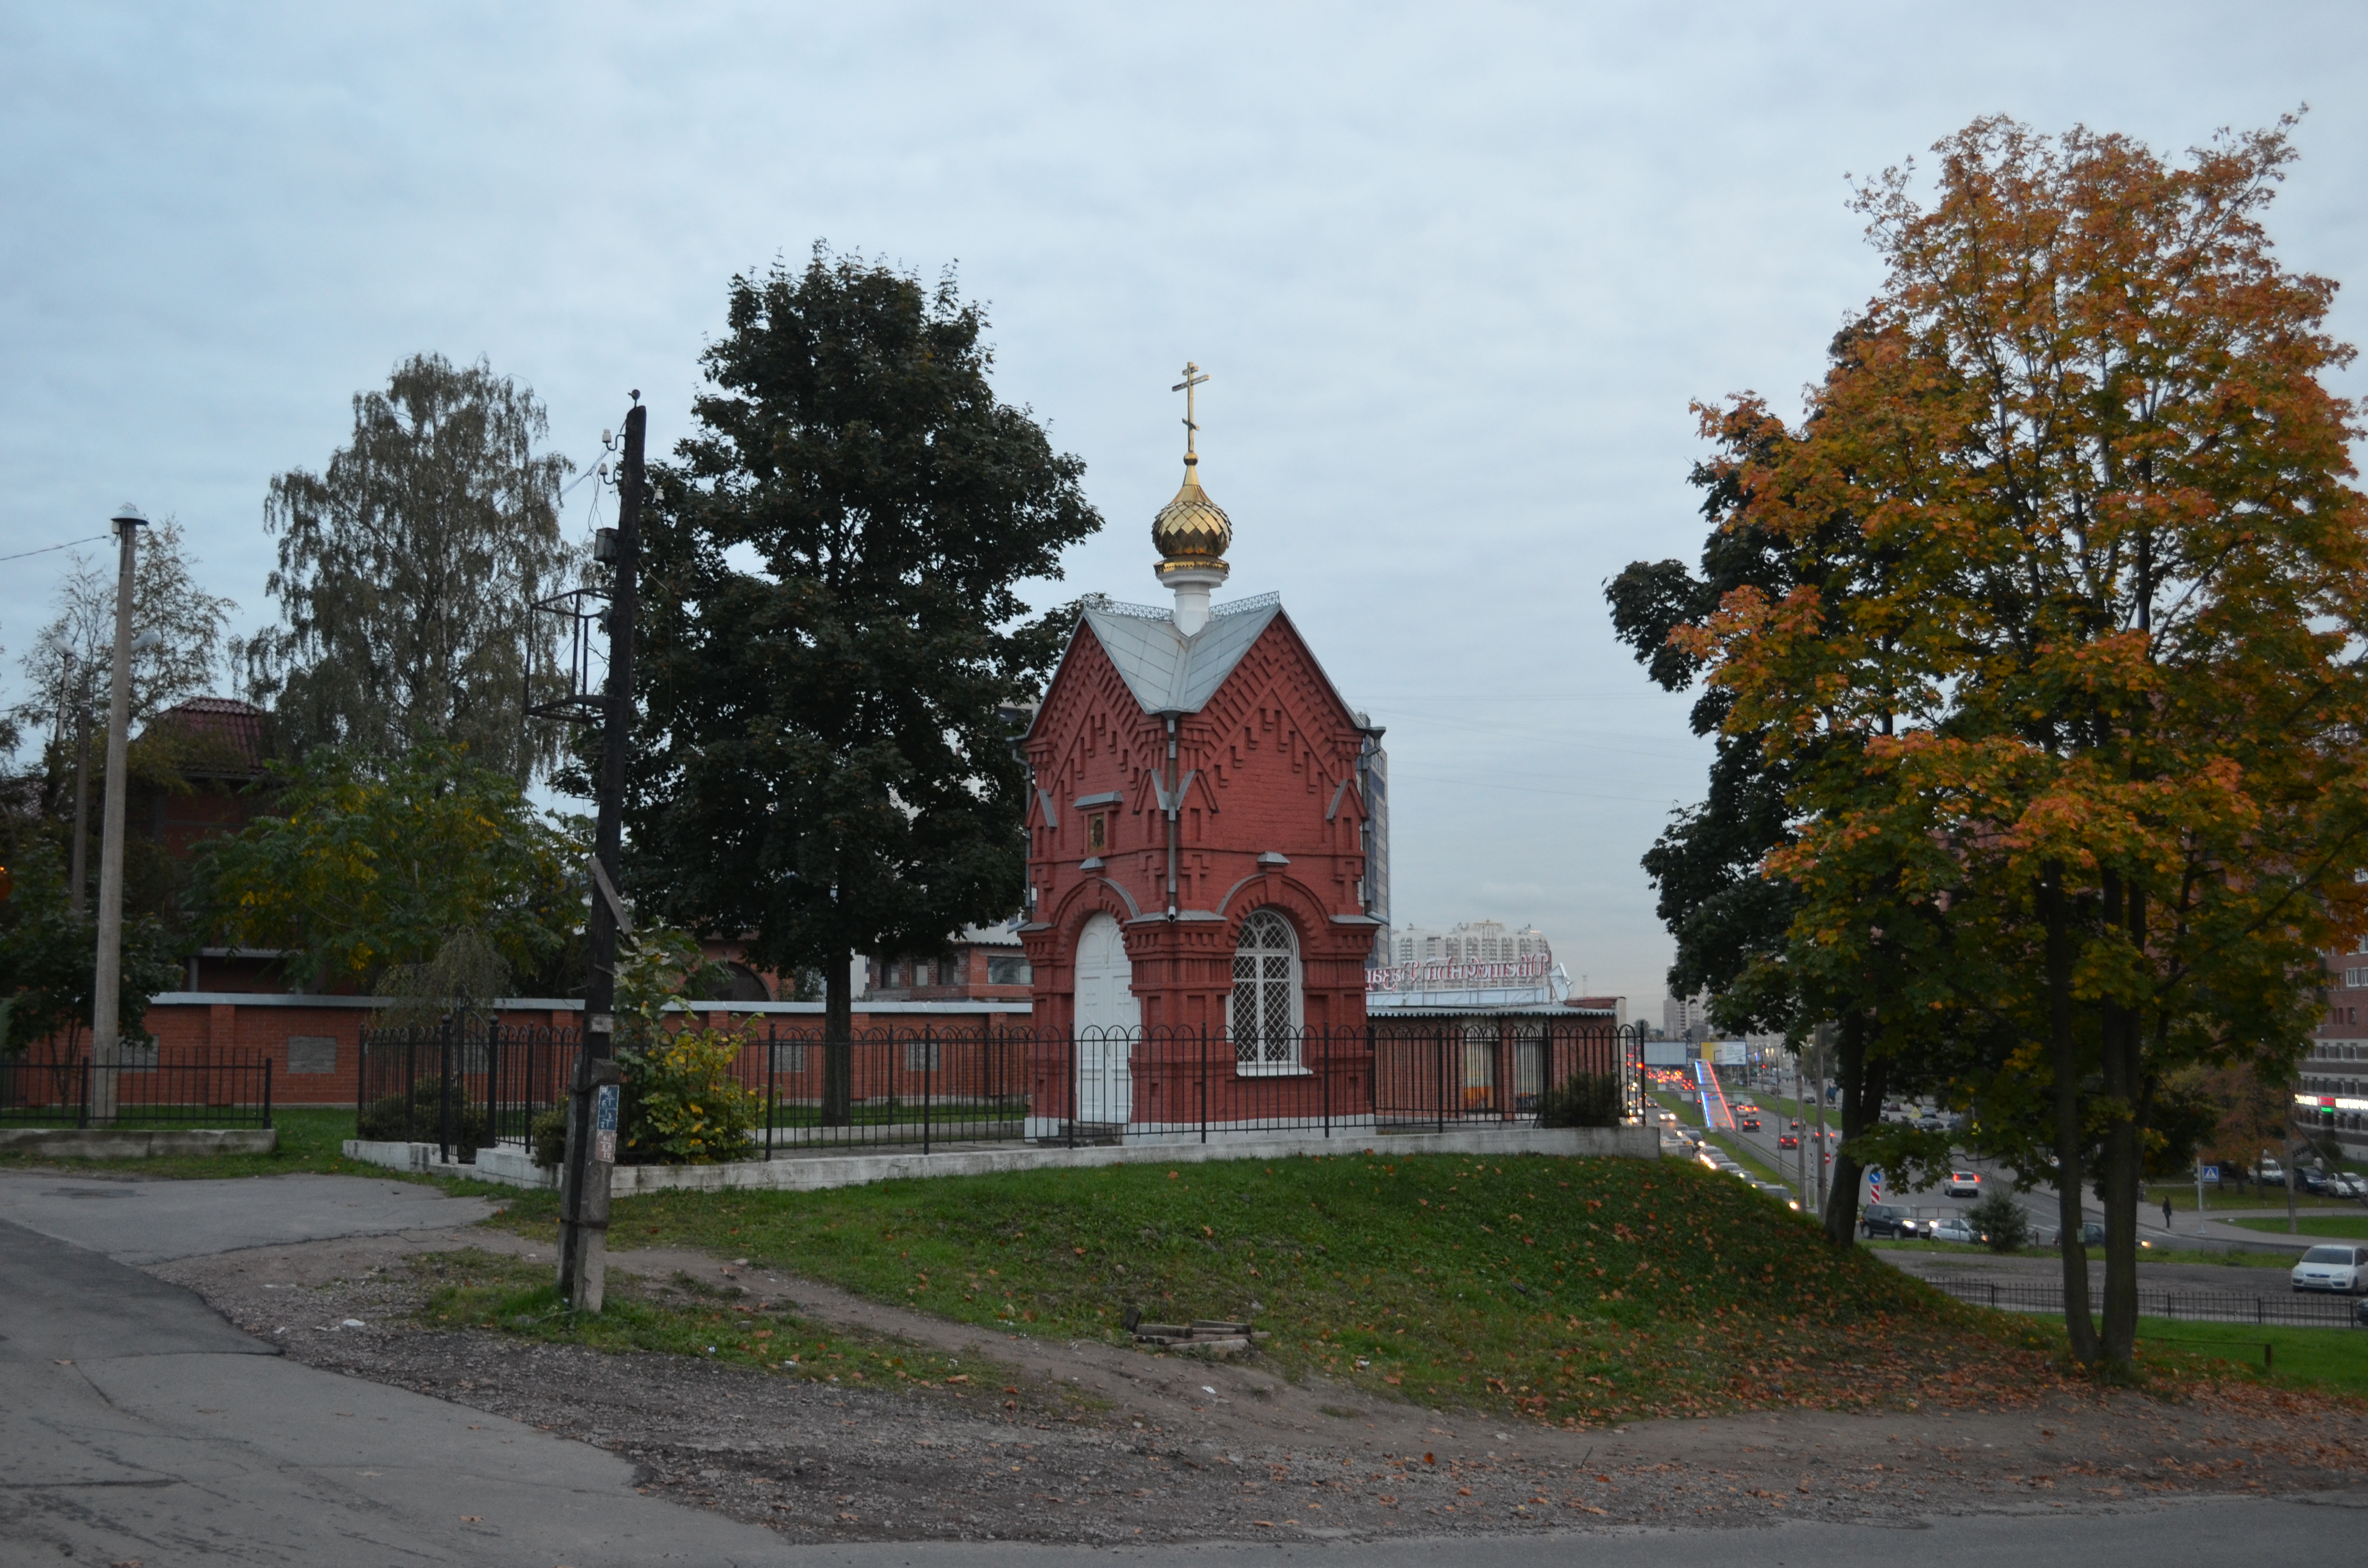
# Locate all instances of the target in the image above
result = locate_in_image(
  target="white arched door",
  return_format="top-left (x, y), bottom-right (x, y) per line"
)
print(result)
top-left (1073, 913), bottom-right (1136, 1124)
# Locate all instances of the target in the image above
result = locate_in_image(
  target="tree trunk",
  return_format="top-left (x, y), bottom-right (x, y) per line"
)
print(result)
top-left (2097, 874), bottom-right (2140, 1368)
top-left (2043, 862), bottom-right (2101, 1367)
top-left (1822, 1011), bottom-right (1887, 1247)
top-left (823, 946), bottom-right (854, 1127)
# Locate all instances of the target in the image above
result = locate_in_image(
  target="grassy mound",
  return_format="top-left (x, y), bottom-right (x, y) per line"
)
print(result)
top-left (496, 1150), bottom-right (2073, 1426)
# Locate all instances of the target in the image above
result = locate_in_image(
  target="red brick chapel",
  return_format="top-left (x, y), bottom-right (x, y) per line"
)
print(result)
top-left (1018, 366), bottom-right (1386, 1131)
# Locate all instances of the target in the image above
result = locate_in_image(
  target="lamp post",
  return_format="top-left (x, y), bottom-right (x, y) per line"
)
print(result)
top-left (88, 503), bottom-right (148, 1125)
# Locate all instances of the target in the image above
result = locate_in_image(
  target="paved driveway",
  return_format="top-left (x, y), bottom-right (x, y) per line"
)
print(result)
top-left (4, 1170), bottom-right (2363, 1565)
top-left (0, 1169), bottom-right (498, 1263)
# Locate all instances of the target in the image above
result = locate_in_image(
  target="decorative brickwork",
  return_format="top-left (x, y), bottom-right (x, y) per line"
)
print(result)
top-left (1021, 604), bottom-right (1381, 1070)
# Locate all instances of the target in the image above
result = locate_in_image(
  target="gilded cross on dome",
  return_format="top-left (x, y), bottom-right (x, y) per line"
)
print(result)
top-left (1172, 361), bottom-right (1209, 460)
top-left (1152, 359), bottom-right (1233, 634)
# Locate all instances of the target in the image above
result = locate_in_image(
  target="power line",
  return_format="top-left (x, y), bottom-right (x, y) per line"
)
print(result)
top-left (0, 533), bottom-right (109, 564)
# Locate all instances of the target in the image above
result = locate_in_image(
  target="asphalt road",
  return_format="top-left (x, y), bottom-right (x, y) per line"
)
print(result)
top-left (4, 1168), bottom-right (2364, 1565)
top-left (0, 1175), bottom-right (785, 1566)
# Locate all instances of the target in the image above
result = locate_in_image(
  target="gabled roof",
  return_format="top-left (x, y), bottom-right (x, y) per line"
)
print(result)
top-left (1074, 592), bottom-right (1283, 716)
top-left (139, 696), bottom-right (271, 779)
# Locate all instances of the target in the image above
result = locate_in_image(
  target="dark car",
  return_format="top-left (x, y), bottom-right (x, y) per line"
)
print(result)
top-left (2301, 1166), bottom-right (2333, 1196)
top-left (1860, 1203), bottom-right (1929, 1239)
top-left (1777, 1130), bottom-right (1800, 1150)
top-left (1739, 1113), bottom-right (1762, 1131)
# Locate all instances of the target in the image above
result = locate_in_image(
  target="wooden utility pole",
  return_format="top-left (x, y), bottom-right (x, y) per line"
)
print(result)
top-left (89, 505), bottom-right (147, 1125)
top-left (557, 398), bottom-right (645, 1313)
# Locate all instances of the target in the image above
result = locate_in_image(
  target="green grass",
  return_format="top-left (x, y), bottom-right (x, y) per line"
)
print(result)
top-left (2130, 1318), bottom-right (2368, 1393)
top-left (1704, 1132), bottom-right (1793, 1191)
top-left (1867, 1238), bottom-right (2296, 1270)
top-left (764, 1102), bottom-right (1025, 1132)
top-left (487, 1151), bottom-right (2072, 1427)
top-left (411, 1249), bottom-right (1040, 1403)
top-left (2160, 1186), bottom-right (2363, 1213)
top-left (2230, 1215), bottom-right (2368, 1238)
top-left (0, 1107), bottom-right (367, 1179)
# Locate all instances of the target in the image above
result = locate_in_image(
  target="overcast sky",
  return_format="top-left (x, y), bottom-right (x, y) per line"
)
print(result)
top-left (4, 2), bottom-right (2362, 1011)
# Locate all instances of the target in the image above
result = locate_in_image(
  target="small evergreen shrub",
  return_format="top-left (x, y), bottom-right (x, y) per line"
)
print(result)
top-left (356, 1078), bottom-right (492, 1150)
top-left (1537, 1071), bottom-right (1624, 1129)
top-left (1967, 1190), bottom-right (2029, 1252)
top-left (530, 1106), bottom-right (570, 1168)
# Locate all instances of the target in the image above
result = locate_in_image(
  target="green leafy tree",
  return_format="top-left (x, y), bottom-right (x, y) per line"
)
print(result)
top-left (1678, 115), bottom-right (2368, 1369)
top-left (1613, 351), bottom-right (1950, 1247)
top-left (0, 839), bottom-right (179, 1056)
top-left (193, 740), bottom-right (583, 992)
top-left (237, 354), bottom-right (579, 783)
top-left (630, 248), bottom-right (1100, 1121)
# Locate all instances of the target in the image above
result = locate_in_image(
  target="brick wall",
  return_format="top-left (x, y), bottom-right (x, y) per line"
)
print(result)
top-left (111, 995), bottom-right (1037, 1106)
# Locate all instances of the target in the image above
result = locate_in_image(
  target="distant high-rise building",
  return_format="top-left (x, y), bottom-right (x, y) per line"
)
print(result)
top-left (1367, 920), bottom-right (1566, 1009)
top-left (1663, 992), bottom-right (1712, 1043)
top-left (1388, 919), bottom-right (1553, 968)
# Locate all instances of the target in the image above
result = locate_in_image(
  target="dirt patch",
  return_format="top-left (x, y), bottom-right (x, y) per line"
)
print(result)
top-left (149, 1225), bottom-right (2368, 1543)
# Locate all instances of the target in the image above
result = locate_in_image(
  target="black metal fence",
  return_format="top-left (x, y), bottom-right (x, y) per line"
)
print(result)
top-left (1925, 1274), bottom-right (2361, 1328)
top-left (0, 1050), bottom-right (274, 1129)
top-left (356, 1022), bottom-right (574, 1161)
top-left (354, 1017), bottom-right (1645, 1163)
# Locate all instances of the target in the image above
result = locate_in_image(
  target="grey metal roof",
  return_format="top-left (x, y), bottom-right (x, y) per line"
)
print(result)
top-left (1077, 594), bottom-right (1283, 715)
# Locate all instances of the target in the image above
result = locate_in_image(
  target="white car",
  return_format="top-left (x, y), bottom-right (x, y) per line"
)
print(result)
top-left (1931, 1217), bottom-right (1982, 1245)
top-left (2292, 1245), bottom-right (2368, 1294)
top-left (1943, 1170), bottom-right (1984, 1198)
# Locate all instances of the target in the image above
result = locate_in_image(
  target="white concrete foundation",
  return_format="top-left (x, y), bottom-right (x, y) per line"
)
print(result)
top-left (0, 1127), bottom-right (276, 1158)
top-left (342, 1122), bottom-right (1657, 1195)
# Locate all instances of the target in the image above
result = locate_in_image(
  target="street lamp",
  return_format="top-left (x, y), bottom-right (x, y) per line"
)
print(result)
top-left (88, 502), bottom-right (148, 1125)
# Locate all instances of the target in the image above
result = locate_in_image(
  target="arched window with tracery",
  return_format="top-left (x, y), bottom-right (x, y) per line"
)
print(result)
top-left (1232, 909), bottom-right (1301, 1071)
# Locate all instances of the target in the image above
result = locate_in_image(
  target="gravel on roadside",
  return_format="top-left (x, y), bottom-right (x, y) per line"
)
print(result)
top-left (150, 1229), bottom-right (2368, 1544)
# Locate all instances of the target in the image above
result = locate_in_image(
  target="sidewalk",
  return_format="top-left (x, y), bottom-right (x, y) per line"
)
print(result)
top-left (2191, 1207), bottom-right (2364, 1251)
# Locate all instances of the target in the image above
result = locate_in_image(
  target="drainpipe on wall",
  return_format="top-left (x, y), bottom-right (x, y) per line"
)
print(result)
top-left (1164, 715), bottom-right (1181, 920)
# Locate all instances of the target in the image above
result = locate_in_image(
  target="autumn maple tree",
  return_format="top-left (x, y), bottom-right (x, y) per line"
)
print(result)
top-left (1674, 114), bottom-right (2368, 1371)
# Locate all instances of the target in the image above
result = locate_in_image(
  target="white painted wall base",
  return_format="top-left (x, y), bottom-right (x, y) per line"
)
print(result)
top-left (343, 1123), bottom-right (1657, 1195)
top-left (0, 1127), bottom-right (276, 1158)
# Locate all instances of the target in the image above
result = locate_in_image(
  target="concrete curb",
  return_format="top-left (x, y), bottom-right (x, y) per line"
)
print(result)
top-left (0, 1127), bottom-right (277, 1158)
top-left (343, 1123), bottom-right (1659, 1194)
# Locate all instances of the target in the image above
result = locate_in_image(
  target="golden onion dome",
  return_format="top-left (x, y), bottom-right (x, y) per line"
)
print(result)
top-left (1151, 455), bottom-right (1232, 573)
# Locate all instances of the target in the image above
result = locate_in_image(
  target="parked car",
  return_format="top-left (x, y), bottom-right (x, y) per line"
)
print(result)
top-left (2300, 1166), bottom-right (2334, 1196)
top-left (1860, 1203), bottom-right (1931, 1240)
top-left (1943, 1170), bottom-right (1984, 1198)
top-left (2043, 1221), bottom-right (2107, 1247)
top-left (1931, 1218), bottom-right (1983, 1245)
top-left (2257, 1157), bottom-right (2286, 1188)
top-left (2333, 1173), bottom-right (2368, 1200)
top-left (2292, 1245), bottom-right (2368, 1295)
top-left (1913, 1111), bottom-right (1947, 1132)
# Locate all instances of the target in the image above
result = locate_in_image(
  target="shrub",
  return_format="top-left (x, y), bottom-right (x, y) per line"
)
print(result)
top-left (1537, 1071), bottom-right (1624, 1128)
top-left (619, 1027), bottom-right (758, 1164)
top-left (1967, 1191), bottom-right (2029, 1253)
top-left (530, 1106), bottom-right (570, 1169)
top-left (356, 1078), bottom-right (492, 1151)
